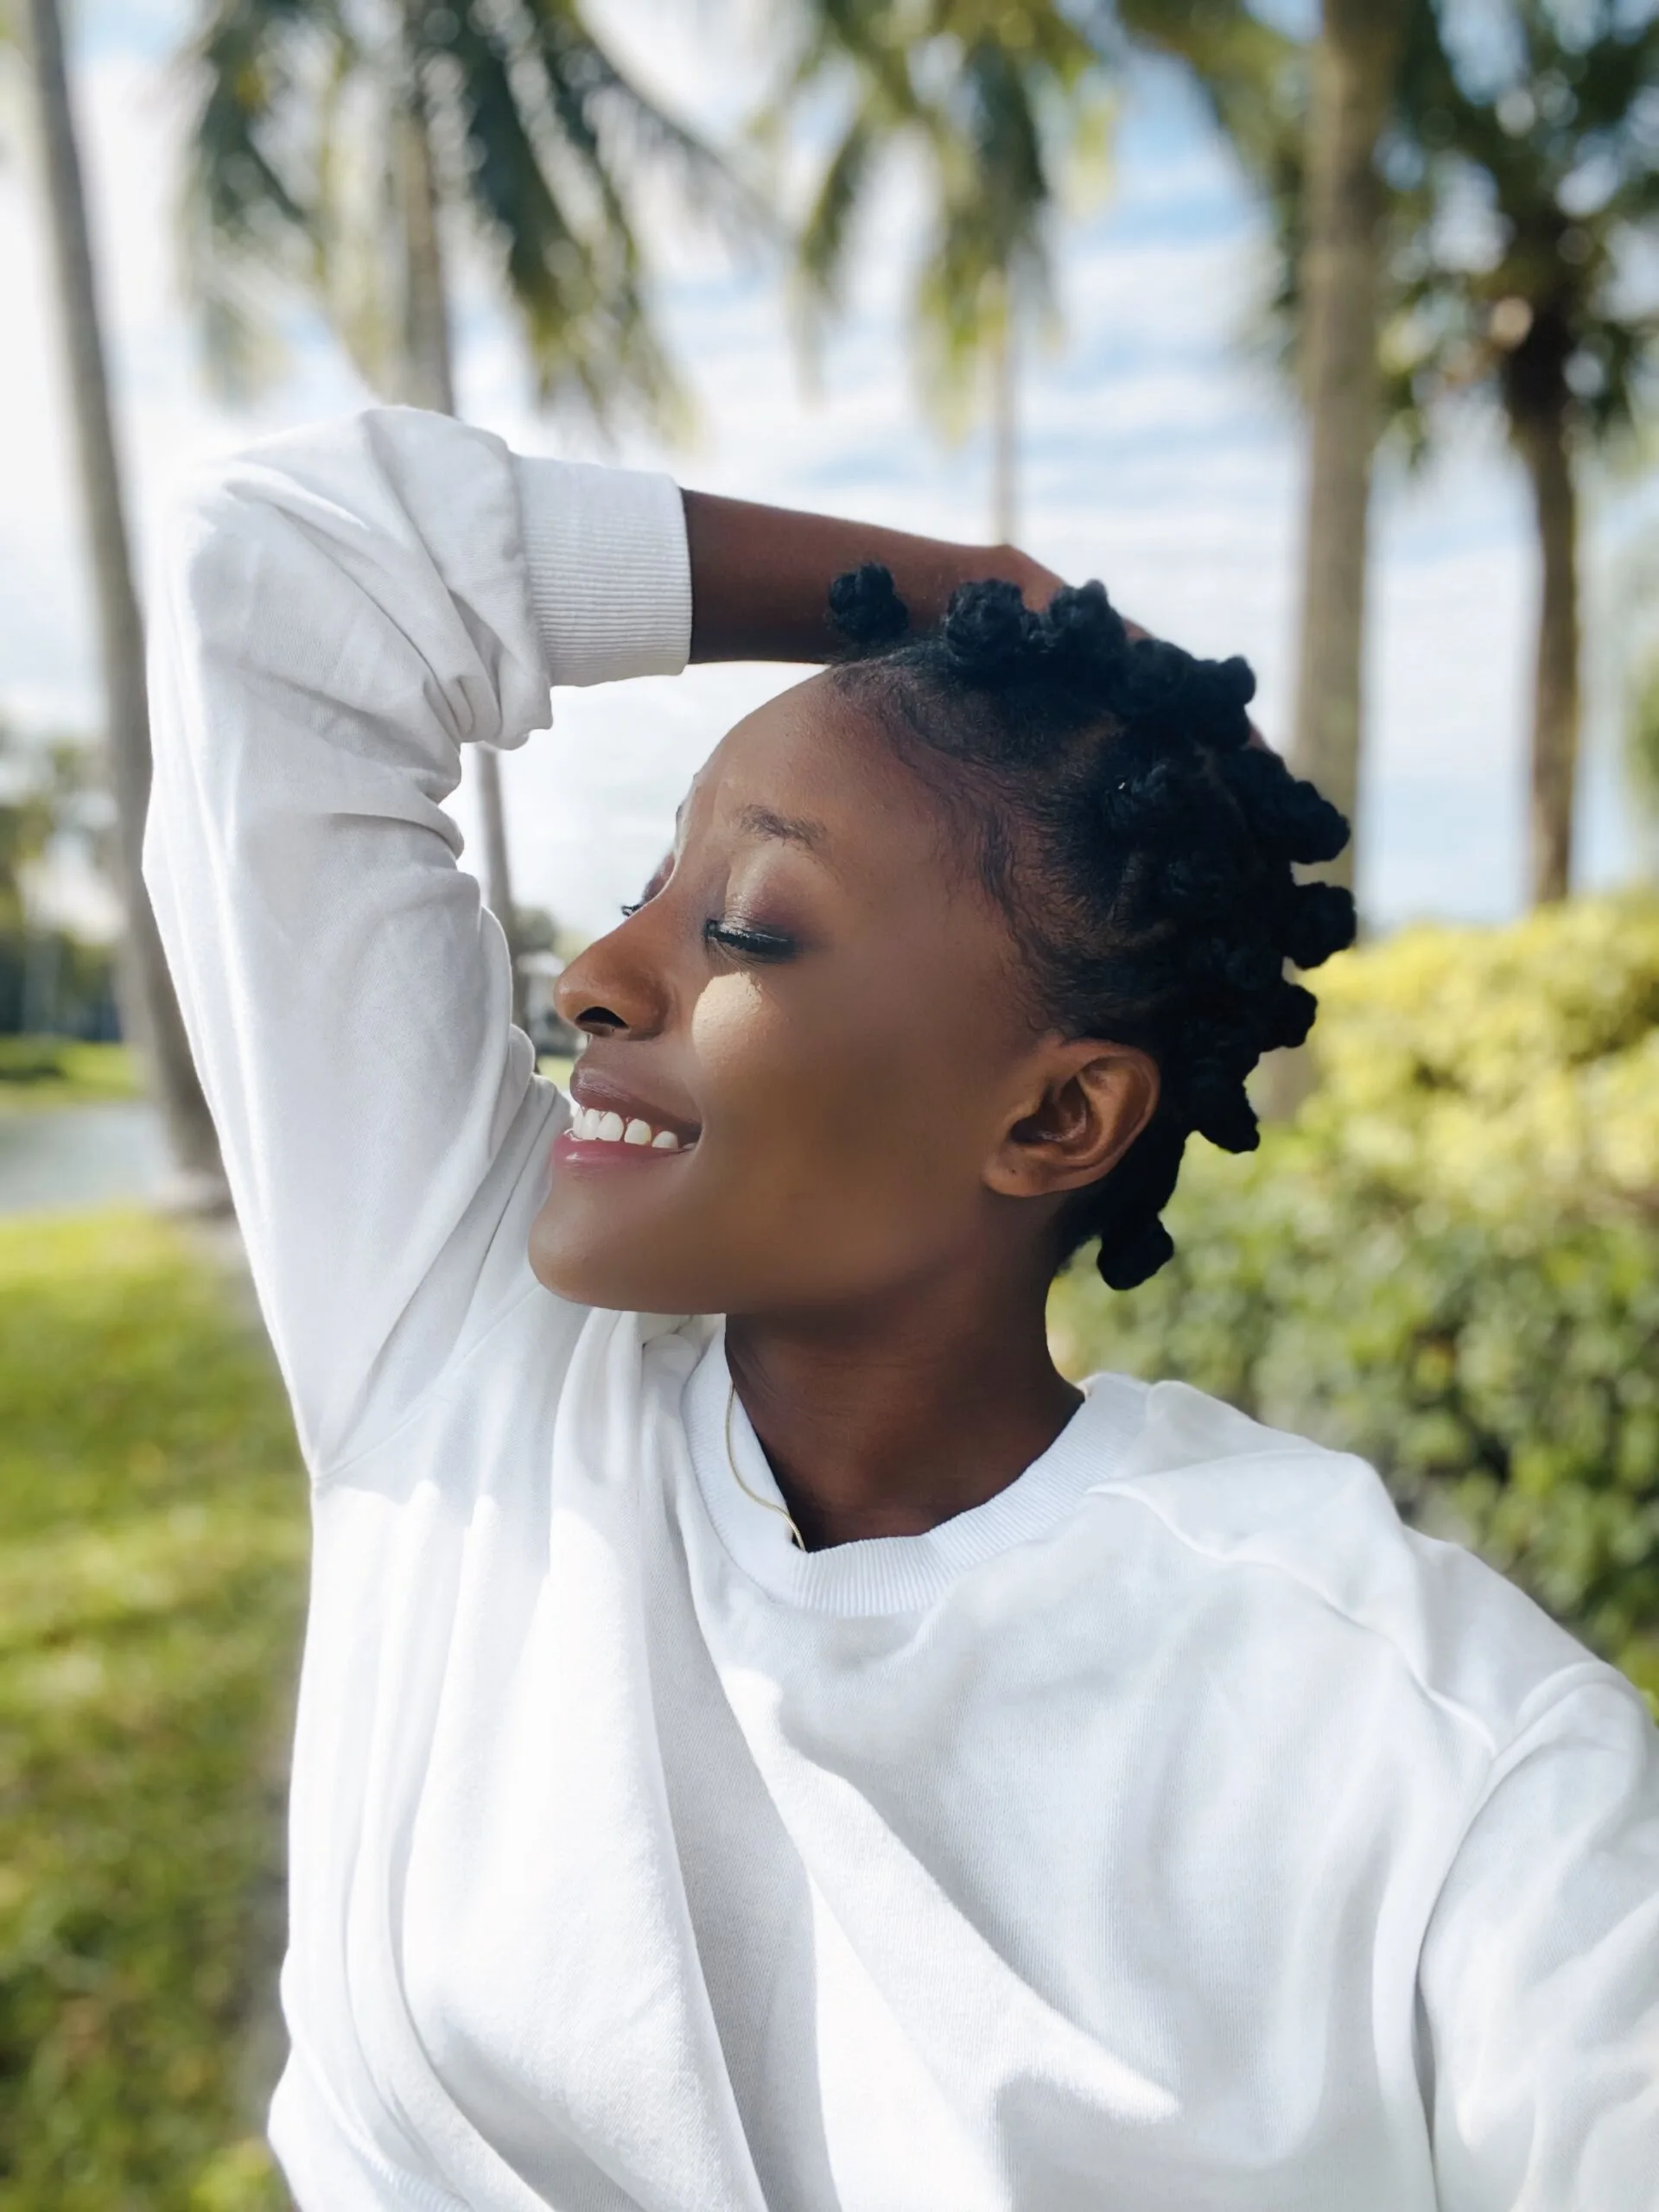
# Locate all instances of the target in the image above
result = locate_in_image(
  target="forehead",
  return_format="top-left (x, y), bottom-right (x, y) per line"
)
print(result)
top-left (682, 670), bottom-right (968, 897)
top-left (678, 671), bottom-right (1038, 1051)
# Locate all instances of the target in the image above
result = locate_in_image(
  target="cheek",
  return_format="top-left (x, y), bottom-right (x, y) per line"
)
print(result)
top-left (529, 944), bottom-right (1021, 1313)
top-left (690, 970), bottom-right (987, 1213)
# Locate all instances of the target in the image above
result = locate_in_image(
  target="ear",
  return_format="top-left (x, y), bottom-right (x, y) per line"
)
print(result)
top-left (982, 1039), bottom-right (1160, 1200)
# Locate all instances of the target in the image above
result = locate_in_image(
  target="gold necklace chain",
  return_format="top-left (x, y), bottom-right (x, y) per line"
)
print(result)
top-left (725, 1382), bottom-right (806, 1552)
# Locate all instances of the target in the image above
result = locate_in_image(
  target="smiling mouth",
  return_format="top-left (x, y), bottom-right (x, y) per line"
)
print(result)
top-left (564, 1104), bottom-right (696, 1154)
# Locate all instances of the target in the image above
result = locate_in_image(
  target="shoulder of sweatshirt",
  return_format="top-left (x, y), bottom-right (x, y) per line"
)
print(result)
top-left (1083, 1375), bottom-right (1641, 1762)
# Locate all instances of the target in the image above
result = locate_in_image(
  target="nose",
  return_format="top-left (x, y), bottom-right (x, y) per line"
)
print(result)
top-left (554, 918), bottom-right (671, 1043)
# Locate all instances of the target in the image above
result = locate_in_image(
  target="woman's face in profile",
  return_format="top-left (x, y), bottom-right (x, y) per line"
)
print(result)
top-left (530, 671), bottom-right (1054, 1321)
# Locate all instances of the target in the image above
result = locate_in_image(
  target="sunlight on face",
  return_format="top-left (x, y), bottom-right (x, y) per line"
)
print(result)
top-left (529, 671), bottom-right (1047, 1319)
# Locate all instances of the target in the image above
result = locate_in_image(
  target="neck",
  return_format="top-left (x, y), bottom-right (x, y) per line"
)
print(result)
top-left (725, 1254), bottom-right (1079, 1551)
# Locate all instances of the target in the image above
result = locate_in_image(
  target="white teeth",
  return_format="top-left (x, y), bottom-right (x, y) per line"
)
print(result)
top-left (568, 1101), bottom-right (690, 1151)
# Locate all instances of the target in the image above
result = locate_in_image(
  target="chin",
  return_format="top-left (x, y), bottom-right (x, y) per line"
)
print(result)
top-left (527, 1203), bottom-right (710, 1317)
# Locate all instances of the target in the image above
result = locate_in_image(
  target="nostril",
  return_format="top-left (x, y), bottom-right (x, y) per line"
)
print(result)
top-left (577, 1006), bottom-right (627, 1034)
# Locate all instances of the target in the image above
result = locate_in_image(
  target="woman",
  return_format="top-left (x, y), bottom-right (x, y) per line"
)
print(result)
top-left (146, 406), bottom-right (1657, 2212)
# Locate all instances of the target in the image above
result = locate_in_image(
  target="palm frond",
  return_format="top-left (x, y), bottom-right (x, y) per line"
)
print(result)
top-left (522, 0), bottom-right (759, 240)
top-left (433, 1), bottom-right (684, 432)
top-left (311, 54), bottom-right (402, 397)
top-left (176, 0), bottom-right (345, 394)
top-left (798, 111), bottom-right (878, 308)
top-left (766, 0), bottom-right (1104, 439)
top-left (172, 0), bottom-right (741, 436)
top-left (1397, 0), bottom-right (1659, 449)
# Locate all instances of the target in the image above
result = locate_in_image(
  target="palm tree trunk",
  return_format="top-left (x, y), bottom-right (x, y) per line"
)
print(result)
top-left (394, 15), bottom-right (526, 1023)
top-left (1516, 391), bottom-right (1580, 906)
top-left (988, 289), bottom-right (1018, 550)
top-left (1289, 0), bottom-right (1410, 896)
top-left (22, 0), bottom-right (226, 1205)
top-left (394, 22), bottom-right (455, 418)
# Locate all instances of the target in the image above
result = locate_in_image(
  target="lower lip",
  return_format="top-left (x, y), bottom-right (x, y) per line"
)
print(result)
top-left (551, 1129), bottom-right (696, 1171)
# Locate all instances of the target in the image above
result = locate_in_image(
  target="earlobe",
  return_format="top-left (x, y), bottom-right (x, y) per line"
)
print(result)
top-left (985, 1044), bottom-right (1160, 1200)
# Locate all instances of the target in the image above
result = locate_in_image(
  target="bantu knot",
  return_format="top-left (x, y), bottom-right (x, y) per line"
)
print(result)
top-left (1287, 791), bottom-right (1351, 868)
top-left (1282, 881), bottom-right (1357, 971)
top-left (1191, 1083), bottom-right (1261, 1154)
top-left (1096, 1211), bottom-right (1176, 1293)
top-left (1186, 931), bottom-right (1281, 995)
top-left (942, 578), bottom-right (1039, 682)
top-left (1181, 658), bottom-right (1255, 753)
top-left (829, 563), bottom-right (910, 650)
top-left (1044, 580), bottom-right (1129, 674)
top-left (1261, 980), bottom-right (1318, 1052)
top-left (1215, 655), bottom-right (1256, 711)
top-left (1219, 748), bottom-right (1351, 868)
top-left (1113, 636), bottom-right (1190, 720)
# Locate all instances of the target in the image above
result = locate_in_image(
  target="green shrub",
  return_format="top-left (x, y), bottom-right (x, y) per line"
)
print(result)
top-left (1050, 894), bottom-right (1659, 1713)
top-left (0, 1211), bottom-right (305, 2209)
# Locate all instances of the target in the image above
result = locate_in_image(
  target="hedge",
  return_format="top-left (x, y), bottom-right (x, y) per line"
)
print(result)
top-left (1050, 893), bottom-right (1659, 1713)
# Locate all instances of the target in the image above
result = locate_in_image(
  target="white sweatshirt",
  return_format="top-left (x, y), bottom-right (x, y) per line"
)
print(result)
top-left (144, 406), bottom-right (1659, 2212)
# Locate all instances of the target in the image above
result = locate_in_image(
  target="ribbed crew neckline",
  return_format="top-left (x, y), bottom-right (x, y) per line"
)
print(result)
top-left (681, 1326), bottom-right (1147, 1618)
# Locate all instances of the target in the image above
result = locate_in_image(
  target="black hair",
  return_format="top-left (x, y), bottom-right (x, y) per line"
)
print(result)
top-left (826, 563), bottom-right (1357, 1291)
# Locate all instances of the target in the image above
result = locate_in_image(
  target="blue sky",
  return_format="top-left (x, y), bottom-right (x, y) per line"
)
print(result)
top-left (3, 0), bottom-right (1654, 939)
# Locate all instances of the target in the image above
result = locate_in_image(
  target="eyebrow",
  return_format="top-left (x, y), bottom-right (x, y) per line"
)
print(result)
top-left (734, 804), bottom-right (830, 854)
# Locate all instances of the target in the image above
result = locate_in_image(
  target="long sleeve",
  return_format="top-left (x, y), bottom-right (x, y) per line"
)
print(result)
top-left (143, 406), bottom-right (691, 1472)
top-left (1418, 1669), bottom-right (1659, 2209)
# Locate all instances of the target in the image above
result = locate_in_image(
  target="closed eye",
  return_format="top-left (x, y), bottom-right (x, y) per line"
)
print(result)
top-left (704, 918), bottom-right (796, 962)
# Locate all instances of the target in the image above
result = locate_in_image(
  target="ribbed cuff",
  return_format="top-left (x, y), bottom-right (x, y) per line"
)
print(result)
top-left (512, 455), bottom-right (693, 689)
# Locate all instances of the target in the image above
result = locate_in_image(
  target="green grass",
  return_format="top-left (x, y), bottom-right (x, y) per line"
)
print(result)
top-left (0, 1210), bottom-right (306, 2209)
top-left (0, 1044), bottom-right (138, 1113)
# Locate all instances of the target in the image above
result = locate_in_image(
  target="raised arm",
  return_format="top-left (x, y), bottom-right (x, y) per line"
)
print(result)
top-left (680, 488), bottom-right (1062, 663)
top-left (143, 408), bottom-right (1056, 1474)
top-left (145, 409), bottom-right (690, 1471)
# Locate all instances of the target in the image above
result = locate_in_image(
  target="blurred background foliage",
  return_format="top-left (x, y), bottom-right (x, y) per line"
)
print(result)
top-left (0, 1211), bottom-right (303, 2212)
top-left (0, 721), bottom-right (119, 1046)
top-left (1052, 893), bottom-right (1659, 1713)
top-left (0, 1039), bottom-right (134, 1105)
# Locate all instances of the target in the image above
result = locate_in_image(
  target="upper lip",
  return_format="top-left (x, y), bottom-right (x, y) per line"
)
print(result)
top-left (567, 1064), bottom-right (702, 1145)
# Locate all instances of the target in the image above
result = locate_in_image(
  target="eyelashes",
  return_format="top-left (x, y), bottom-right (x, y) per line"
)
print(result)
top-left (703, 918), bottom-right (796, 963)
top-left (617, 897), bottom-right (796, 963)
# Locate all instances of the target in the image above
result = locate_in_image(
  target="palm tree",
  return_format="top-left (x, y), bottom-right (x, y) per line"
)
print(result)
top-left (17, 0), bottom-right (226, 1203)
top-left (768, 0), bottom-right (1105, 546)
top-left (1381, 0), bottom-right (1659, 905)
top-left (180, 0), bottom-right (736, 996)
top-left (1173, 0), bottom-right (1414, 904)
top-left (769, 3), bottom-right (1292, 549)
top-left (1285, 0), bottom-right (1414, 900)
